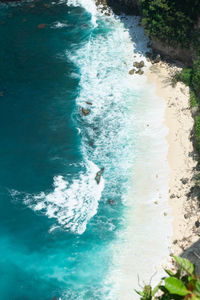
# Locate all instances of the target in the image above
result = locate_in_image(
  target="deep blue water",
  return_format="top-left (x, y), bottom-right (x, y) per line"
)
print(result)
top-left (0, 0), bottom-right (143, 297)
top-left (0, 1), bottom-right (121, 299)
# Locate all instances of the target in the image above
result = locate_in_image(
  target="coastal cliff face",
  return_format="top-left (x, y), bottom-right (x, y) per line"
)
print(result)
top-left (97, 0), bottom-right (199, 65)
top-left (151, 39), bottom-right (195, 66)
top-left (115, 0), bottom-right (138, 9)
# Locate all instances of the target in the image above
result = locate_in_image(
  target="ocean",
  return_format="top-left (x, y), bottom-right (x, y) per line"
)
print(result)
top-left (0, 0), bottom-right (172, 299)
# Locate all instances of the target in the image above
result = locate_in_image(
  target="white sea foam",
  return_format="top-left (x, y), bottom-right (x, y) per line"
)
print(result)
top-left (67, 13), bottom-right (151, 190)
top-left (24, 160), bottom-right (104, 234)
top-left (69, 2), bottom-right (172, 299)
top-left (66, 0), bottom-right (97, 26)
top-left (52, 21), bottom-right (69, 28)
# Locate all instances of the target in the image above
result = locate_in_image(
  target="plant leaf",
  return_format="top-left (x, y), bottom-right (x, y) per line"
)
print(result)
top-left (165, 269), bottom-right (175, 276)
top-left (194, 281), bottom-right (200, 295)
top-left (165, 277), bottom-right (189, 296)
top-left (152, 281), bottom-right (162, 296)
top-left (191, 296), bottom-right (200, 300)
top-left (174, 256), bottom-right (195, 275)
top-left (135, 289), bottom-right (144, 296)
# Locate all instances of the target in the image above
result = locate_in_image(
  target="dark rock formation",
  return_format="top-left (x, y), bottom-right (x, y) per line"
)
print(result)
top-left (181, 178), bottom-right (189, 185)
top-left (153, 54), bottom-right (161, 63)
top-left (151, 39), bottom-right (196, 67)
top-left (81, 107), bottom-right (90, 116)
top-left (37, 24), bottom-right (46, 29)
top-left (129, 69), bottom-right (135, 75)
top-left (191, 106), bottom-right (199, 118)
top-left (108, 199), bottom-right (115, 205)
top-left (133, 60), bottom-right (144, 68)
top-left (136, 69), bottom-right (144, 75)
top-left (86, 101), bottom-right (93, 105)
top-left (95, 167), bottom-right (104, 184)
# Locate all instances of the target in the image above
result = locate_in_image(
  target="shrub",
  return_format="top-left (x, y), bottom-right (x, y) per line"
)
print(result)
top-left (172, 68), bottom-right (192, 86)
top-left (136, 256), bottom-right (200, 299)
top-left (190, 90), bottom-right (198, 108)
top-left (179, 68), bottom-right (192, 86)
top-left (194, 112), bottom-right (200, 154)
top-left (192, 56), bottom-right (200, 97)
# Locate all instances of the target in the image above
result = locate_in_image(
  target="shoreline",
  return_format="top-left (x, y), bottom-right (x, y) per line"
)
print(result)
top-left (92, 0), bottom-right (200, 294)
top-left (147, 61), bottom-right (199, 256)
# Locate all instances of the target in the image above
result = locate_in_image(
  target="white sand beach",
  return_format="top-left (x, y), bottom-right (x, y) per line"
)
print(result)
top-left (147, 61), bottom-right (199, 256)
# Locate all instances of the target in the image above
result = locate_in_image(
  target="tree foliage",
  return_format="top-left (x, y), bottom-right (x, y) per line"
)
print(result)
top-left (139, 0), bottom-right (200, 47)
top-left (192, 56), bottom-right (200, 98)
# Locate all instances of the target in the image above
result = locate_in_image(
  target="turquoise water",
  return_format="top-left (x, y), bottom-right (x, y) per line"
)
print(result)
top-left (0, 1), bottom-right (132, 298)
top-left (0, 1), bottom-right (171, 299)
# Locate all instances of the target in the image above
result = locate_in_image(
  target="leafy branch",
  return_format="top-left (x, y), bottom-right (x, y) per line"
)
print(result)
top-left (136, 256), bottom-right (200, 299)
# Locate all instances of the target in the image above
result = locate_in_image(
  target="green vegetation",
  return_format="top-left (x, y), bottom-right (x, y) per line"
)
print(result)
top-left (172, 66), bottom-right (199, 109)
top-left (139, 0), bottom-right (200, 47)
top-left (195, 113), bottom-right (200, 154)
top-left (172, 68), bottom-right (192, 87)
top-left (172, 56), bottom-right (200, 159)
top-left (192, 56), bottom-right (200, 98)
top-left (138, 0), bottom-right (200, 158)
top-left (134, 3), bottom-right (200, 298)
top-left (190, 90), bottom-right (198, 108)
top-left (137, 256), bottom-right (200, 299)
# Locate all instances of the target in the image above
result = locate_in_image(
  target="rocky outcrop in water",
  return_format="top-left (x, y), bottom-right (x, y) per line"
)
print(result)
top-left (133, 60), bottom-right (144, 68)
top-left (81, 107), bottom-right (90, 116)
top-left (129, 69), bottom-right (135, 75)
top-left (95, 167), bottom-right (104, 184)
top-left (136, 69), bottom-right (144, 75)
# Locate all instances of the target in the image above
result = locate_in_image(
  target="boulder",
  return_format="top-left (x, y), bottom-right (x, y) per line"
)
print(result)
top-left (170, 194), bottom-right (176, 199)
top-left (37, 24), bottom-right (46, 29)
top-left (181, 178), bottom-right (189, 184)
top-left (154, 54), bottom-right (161, 63)
top-left (81, 107), bottom-right (90, 116)
top-left (145, 51), bottom-right (152, 58)
top-left (129, 69), bottom-right (135, 75)
top-left (195, 220), bottom-right (200, 228)
top-left (108, 199), bottom-right (115, 205)
top-left (95, 167), bottom-right (104, 184)
top-left (86, 101), bottom-right (93, 105)
top-left (133, 60), bottom-right (144, 69)
top-left (191, 106), bottom-right (199, 117)
top-left (136, 69), bottom-right (144, 75)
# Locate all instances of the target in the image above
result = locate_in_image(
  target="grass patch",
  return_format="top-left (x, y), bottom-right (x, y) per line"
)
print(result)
top-left (194, 112), bottom-right (200, 153)
top-left (190, 89), bottom-right (198, 107)
top-left (174, 67), bottom-right (192, 86)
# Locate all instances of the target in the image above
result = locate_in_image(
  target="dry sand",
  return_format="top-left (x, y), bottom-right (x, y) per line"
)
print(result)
top-left (147, 62), bottom-right (200, 259)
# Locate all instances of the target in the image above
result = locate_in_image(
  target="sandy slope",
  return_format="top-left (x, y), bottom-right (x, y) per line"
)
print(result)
top-left (147, 62), bottom-right (200, 257)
